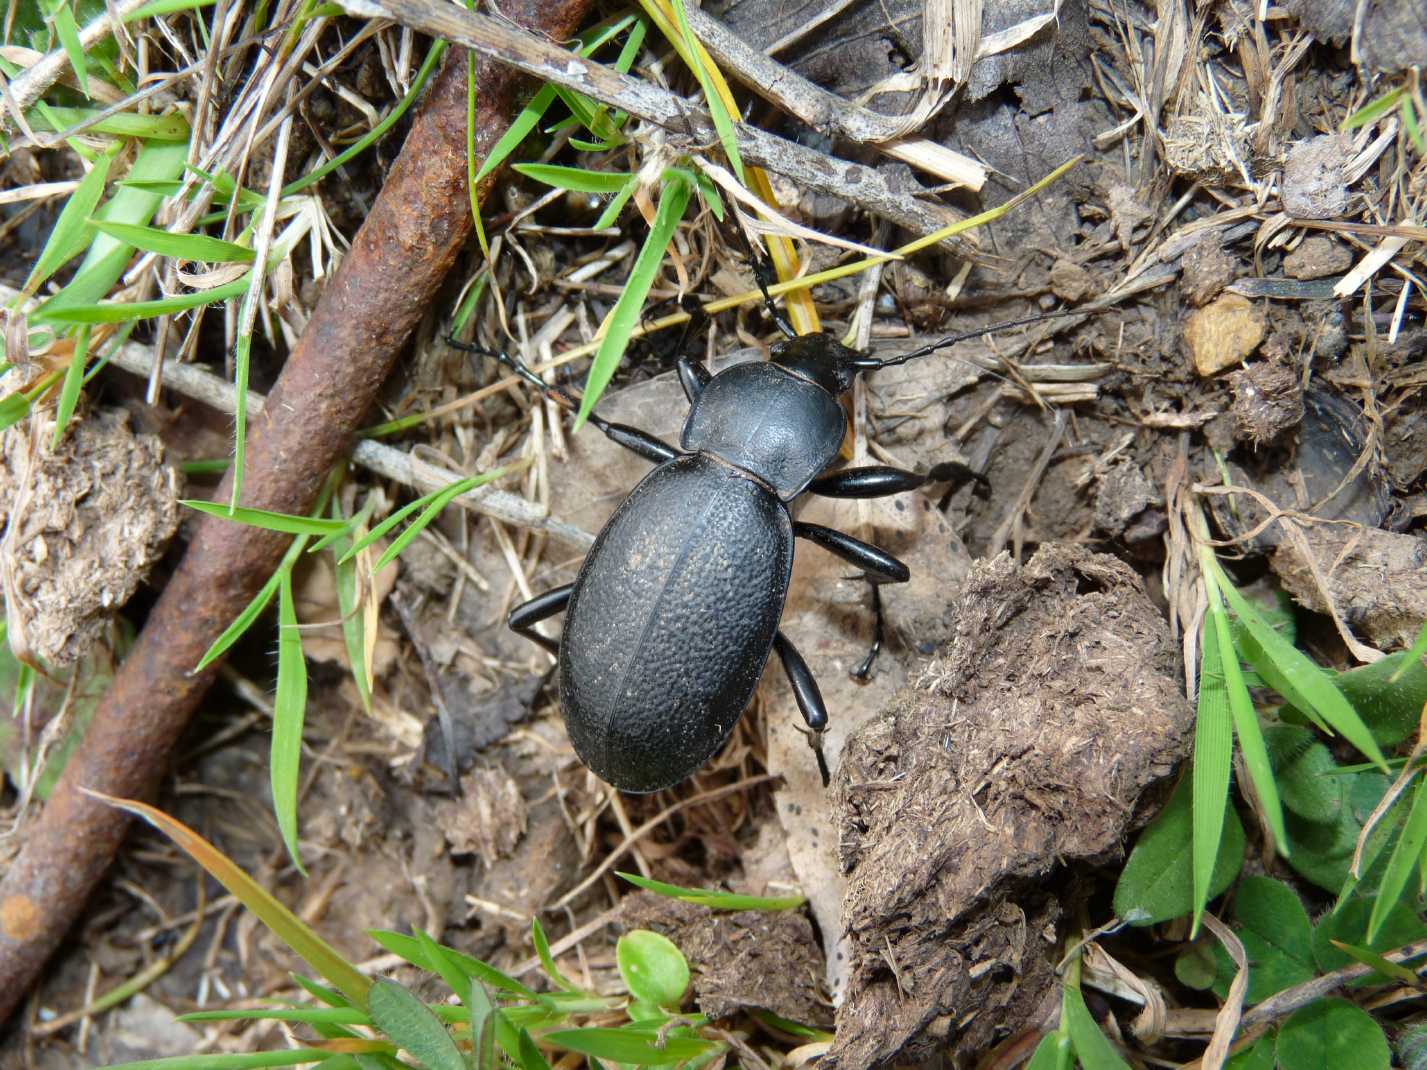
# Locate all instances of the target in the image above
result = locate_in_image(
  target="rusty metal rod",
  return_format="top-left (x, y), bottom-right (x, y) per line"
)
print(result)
top-left (0, 0), bottom-right (595, 1024)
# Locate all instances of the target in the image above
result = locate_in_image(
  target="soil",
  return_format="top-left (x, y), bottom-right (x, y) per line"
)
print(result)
top-left (1, 0), bottom-right (1425, 1066)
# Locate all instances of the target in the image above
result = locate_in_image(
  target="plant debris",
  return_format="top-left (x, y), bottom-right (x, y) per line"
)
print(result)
top-left (0, 409), bottom-right (177, 666)
top-left (830, 547), bottom-right (1193, 1068)
top-left (618, 891), bottom-right (832, 1026)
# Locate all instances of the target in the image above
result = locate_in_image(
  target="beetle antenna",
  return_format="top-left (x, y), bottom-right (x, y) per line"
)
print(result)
top-left (750, 255), bottom-right (798, 340)
top-left (721, 216), bottom-right (798, 339)
top-left (448, 334), bottom-right (581, 413)
top-left (849, 306), bottom-right (1108, 370)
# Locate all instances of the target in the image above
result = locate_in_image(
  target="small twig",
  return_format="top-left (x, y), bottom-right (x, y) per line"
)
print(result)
top-left (545, 774), bottom-right (777, 911)
top-left (29, 872), bottom-right (208, 1038)
top-left (1240, 937), bottom-right (1427, 1030)
top-left (338, 0), bottom-right (976, 246)
top-left (685, 6), bottom-right (985, 185)
top-left (0, 279), bottom-right (597, 551)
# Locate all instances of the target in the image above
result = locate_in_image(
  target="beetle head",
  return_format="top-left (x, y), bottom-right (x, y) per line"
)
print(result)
top-left (769, 333), bottom-right (861, 396)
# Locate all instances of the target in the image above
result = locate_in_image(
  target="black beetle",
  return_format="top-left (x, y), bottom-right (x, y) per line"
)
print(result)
top-left (454, 300), bottom-right (1063, 793)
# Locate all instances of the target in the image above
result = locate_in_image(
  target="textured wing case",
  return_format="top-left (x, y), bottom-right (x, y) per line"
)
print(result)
top-left (560, 454), bottom-right (793, 791)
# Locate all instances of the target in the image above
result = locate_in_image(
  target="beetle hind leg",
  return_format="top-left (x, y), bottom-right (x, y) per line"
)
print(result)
top-left (509, 583), bottom-right (573, 656)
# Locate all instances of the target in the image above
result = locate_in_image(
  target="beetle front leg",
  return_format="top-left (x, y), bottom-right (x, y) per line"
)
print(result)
top-left (508, 583), bottom-right (573, 656)
top-left (676, 353), bottom-right (711, 403)
top-left (773, 632), bottom-right (831, 786)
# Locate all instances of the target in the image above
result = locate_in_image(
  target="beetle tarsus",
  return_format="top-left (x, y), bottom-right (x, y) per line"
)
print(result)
top-left (851, 582), bottom-right (885, 682)
top-left (811, 730), bottom-right (830, 787)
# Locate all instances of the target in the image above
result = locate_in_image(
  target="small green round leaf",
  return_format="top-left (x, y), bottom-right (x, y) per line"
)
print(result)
top-left (1276, 999), bottom-right (1389, 1070)
top-left (1227, 1036), bottom-right (1276, 1070)
top-left (1173, 942), bottom-right (1218, 990)
top-left (616, 930), bottom-right (689, 1010)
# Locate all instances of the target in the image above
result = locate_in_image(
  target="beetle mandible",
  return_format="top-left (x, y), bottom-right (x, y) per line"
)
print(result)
top-left (455, 291), bottom-right (1065, 793)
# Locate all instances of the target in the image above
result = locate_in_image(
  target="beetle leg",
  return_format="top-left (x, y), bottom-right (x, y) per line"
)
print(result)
top-left (793, 522), bottom-right (909, 583)
top-left (676, 353), bottom-right (711, 403)
top-left (851, 584), bottom-right (885, 682)
top-left (793, 522), bottom-right (906, 682)
top-left (583, 414), bottom-right (680, 464)
top-left (773, 632), bottom-right (831, 786)
top-left (807, 461), bottom-right (988, 498)
top-left (508, 583), bottom-right (574, 656)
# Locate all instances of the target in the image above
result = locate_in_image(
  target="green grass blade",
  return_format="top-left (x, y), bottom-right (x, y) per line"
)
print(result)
top-left (284, 39), bottom-right (444, 198)
top-left (87, 792), bottom-right (371, 1005)
top-left (230, 292), bottom-right (255, 510)
top-left (32, 139), bottom-right (190, 324)
top-left (185, 560), bottom-right (260, 669)
top-left (668, 0), bottom-right (743, 179)
top-left (541, 1028), bottom-right (714, 1065)
top-left (366, 930), bottom-right (537, 999)
top-left (21, 142), bottom-right (118, 295)
top-left (1213, 561), bottom-right (1388, 770)
top-left (24, 105), bottom-right (190, 141)
top-left (100, 1051), bottom-right (334, 1070)
top-left (180, 1007), bottom-right (369, 1025)
top-left (1402, 93), bottom-right (1424, 152)
top-left (124, 0), bottom-right (218, 20)
top-left (1061, 976), bottom-right (1131, 1070)
top-left (339, 490), bottom-right (443, 564)
top-left (193, 551), bottom-right (290, 672)
top-left (1367, 777), bottom-right (1427, 942)
top-left (472, 84), bottom-right (558, 188)
top-left (468, 15), bottom-right (636, 188)
top-left (38, 273), bottom-right (251, 323)
top-left (367, 980), bottom-right (466, 1070)
top-left (413, 929), bottom-right (473, 1006)
top-left (516, 1028), bottom-right (552, 1070)
top-left (1211, 582), bottom-right (1287, 855)
top-left (370, 467), bottom-right (518, 571)
top-left (1193, 602), bottom-right (1236, 936)
top-left (1026, 1032), bottom-right (1073, 1070)
top-left (545, 85), bottom-right (598, 136)
top-left (273, 568), bottom-right (310, 875)
top-left (370, 480), bottom-right (480, 571)
top-left (181, 499), bottom-right (350, 536)
top-left (1391, 619), bottom-right (1427, 683)
top-left (51, 325), bottom-right (90, 446)
top-left (45, 0), bottom-right (89, 98)
top-left (617, 872), bottom-right (805, 910)
top-left (1343, 86), bottom-right (1406, 131)
top-left (1324, 940), bottom-right (1422, 986)
top-left (690, 165), bottom-right (724, 221)
top-left (512, 164), bottom-right (633, 194)
top-left (591, 174), bottom-right (638, 230)
top-left (89, 218), bottom-right (254, 262)
top-left (531, 917), bottom-right (580, 993)
top-left (576, 174), bottom-right (691, 429)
